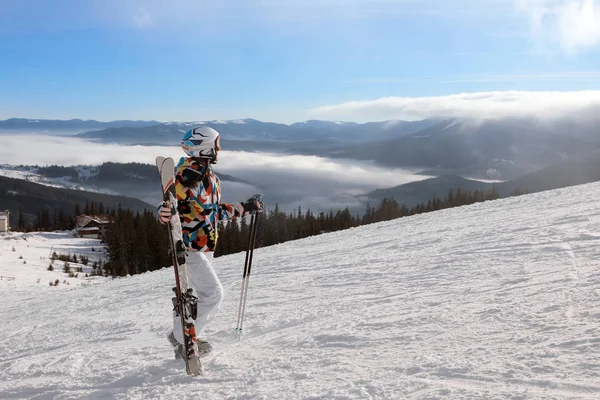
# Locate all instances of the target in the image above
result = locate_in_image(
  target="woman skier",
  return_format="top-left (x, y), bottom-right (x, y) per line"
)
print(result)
top-left (158, 126), bottom-right (263, 358)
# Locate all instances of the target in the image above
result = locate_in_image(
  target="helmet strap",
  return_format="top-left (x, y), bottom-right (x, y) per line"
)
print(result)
top-left (192, 156), bottom-right (209, 165)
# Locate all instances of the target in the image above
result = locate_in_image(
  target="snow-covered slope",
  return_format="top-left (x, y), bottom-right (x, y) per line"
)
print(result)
top-left (0, 231), bottom-right (108, 287)
top-left (2, 183), bottom-right (600, 399)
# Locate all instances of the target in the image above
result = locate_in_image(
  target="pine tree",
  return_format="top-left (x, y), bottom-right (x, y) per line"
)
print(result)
top-left (17, 207), bottom-right (25, 231)
top-left (447, 189), bottom-right (455, 207)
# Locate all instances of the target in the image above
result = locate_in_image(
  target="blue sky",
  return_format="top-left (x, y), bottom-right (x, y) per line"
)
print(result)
top-left (2, 0), bottom-right (600, 123)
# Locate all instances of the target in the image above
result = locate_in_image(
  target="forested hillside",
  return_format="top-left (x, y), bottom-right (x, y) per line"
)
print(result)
top-left (0, 175), bottom-right (153, 226)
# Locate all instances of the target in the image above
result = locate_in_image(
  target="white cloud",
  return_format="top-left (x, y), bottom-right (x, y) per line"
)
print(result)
top-left (0, 135), bottom-right (180, 166)
top-left (217, 150), bottom-right (431, 213)
top-left (518, 0), bottom-right (600, 53)
top-left (132, 7), bottom-right (154, 29)
top-left (217, 151), bottom-right (428, 193)
top-left (313, 90), bottom-right (600, 121)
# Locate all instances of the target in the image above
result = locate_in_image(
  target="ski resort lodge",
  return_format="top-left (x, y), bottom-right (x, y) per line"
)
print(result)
top-left (0, 210), bottom-right (9, 232)
top-left (75, 214), bottom-right (113, 239)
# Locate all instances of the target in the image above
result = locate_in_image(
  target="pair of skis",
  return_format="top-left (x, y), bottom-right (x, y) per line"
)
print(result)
top-left (156, 156), bottom-right (261, 377)
top-left (156, 156), bottom-right (203, 376)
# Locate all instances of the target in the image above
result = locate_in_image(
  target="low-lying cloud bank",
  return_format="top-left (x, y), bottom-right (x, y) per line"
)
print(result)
top-left (1, 134), bottom-right (430, 213)
top-left (0, 134), bottom-right (182, 166)
top-left (313, 90), bottom-right (600, 122)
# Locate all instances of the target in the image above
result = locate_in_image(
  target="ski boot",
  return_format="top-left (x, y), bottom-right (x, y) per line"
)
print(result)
top-left (167, 331), bottom-right (212, 359)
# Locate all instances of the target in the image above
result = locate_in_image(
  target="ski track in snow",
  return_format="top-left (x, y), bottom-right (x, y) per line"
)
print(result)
top-left (1, 183), bottom-right (600, 399)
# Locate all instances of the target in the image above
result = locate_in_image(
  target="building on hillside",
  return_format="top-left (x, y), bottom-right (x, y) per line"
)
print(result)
top-left (75, 214), bottom-right (114, 239)
top-left (0, 210), bottom-right (9, 232)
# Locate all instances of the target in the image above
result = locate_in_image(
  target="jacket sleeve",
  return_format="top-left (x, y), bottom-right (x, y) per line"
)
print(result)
top-left (174, 158), bottom-right (206, 223)
top-left (219, 203), bottom-right (245, 222)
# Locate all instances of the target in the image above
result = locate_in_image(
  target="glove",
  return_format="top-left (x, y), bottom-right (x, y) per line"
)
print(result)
top-left (243, 196), bottom-right (263, 215)
top-left (158, 201), bottom-right (173, 224)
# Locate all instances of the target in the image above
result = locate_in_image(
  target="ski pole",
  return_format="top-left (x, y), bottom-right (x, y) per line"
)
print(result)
top-left (235, 211), bottom-right (259, 339)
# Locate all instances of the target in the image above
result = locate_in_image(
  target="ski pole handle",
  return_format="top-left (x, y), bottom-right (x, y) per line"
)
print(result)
top-left (244, 194), bottom-right (264, 215)
top-left (250, 194), bottom-right (263, 215)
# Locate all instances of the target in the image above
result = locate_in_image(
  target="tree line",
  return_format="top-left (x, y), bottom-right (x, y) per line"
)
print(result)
top-left (13, 184), bottom-right (507, 277)
top-left (102, 208), bottom-right (171, 277)
top-left (214, 185), bottom-right (502, 256)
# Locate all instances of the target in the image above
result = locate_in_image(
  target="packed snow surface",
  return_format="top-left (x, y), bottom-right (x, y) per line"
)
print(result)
top-left (1, 183), bottom-right (600, 399)
top-left (0, 231), bottom-right (107, 288)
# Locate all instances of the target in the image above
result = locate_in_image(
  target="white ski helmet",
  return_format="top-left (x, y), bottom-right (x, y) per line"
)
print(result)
top-left (181, 126), bottom-right (221, 162)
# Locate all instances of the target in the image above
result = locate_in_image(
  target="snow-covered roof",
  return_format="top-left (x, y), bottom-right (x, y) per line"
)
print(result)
top-left (75, 214), bottom-right (114, 229)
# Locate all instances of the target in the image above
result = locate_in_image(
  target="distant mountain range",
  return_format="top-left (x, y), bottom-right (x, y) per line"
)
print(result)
top-left (365, 175), bottom-right (494, 208)
top-left (0, 118), bottom-right (160, 131)
top-left (4, 116), bottom-right (600, 211)
top-left (307, 117), bottom-right (600, 180)
top-left (365, 151), bottom-right (600, 208)
top-left (6, 116), bottom-right (600, 181)
top-left (0, 117), bottom-right (435, 142)
top-left (71, 118), bottom-right (436, 147)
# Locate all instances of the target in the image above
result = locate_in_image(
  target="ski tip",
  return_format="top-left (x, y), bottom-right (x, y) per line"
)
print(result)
top-left (186, 361), bottom-right (204, 377)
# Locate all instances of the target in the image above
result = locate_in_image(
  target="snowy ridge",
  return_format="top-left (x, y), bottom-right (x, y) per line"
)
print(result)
top-left (1, 182), bottom-right (600, 398)
top-left (178, 119), bottom-right (250, 126)
top-left (0, 165), bottom-right (118, 195)
top-left (74, 165), bottom-right (100, 180)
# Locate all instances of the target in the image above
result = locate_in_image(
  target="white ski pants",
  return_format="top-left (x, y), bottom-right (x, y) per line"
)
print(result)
top-left (172, 251), bottom-right (223, 344)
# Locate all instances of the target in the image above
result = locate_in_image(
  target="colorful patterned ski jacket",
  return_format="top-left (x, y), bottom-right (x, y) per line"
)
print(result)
top-left (175, 157), bottom-right (244, 252)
